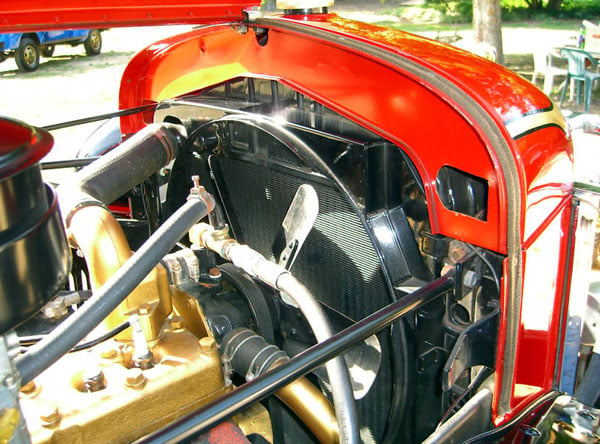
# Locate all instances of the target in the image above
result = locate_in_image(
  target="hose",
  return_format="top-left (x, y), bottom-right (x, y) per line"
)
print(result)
top-left (276, 273), bottom-right (359, 444)
top-left (58, 122), bottom-right (185, 226)
top-left (190, 224), bottom-right (360, 444)
top-left (222, 328), bottom-right (339, 444)
top-left (16, 194), bottom-right (213, 384)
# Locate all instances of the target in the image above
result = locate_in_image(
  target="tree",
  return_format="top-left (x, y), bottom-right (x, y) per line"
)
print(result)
top-left (525, 0), bottom-right (564, 12)
top-left (473, 0), bottom-right (504, 64)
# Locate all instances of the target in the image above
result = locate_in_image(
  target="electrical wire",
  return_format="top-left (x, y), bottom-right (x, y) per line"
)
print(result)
top-left (19, 321), bottom-right (131, 352)
top-left (465, 244), bottom-right (500, 293)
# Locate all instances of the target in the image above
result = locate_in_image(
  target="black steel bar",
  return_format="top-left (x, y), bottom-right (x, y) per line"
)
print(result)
top-left (42, 104), bottom-right (157, 131)
top-left (41, 157), bottom-right (100, 170)
top-left (138, 272), bottom-right (454, 443)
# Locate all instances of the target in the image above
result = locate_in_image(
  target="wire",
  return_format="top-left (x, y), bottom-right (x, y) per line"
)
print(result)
top-left (19, 321), bottom-right (131, 352)
top-left (465, 244), bottom-right (501, 293)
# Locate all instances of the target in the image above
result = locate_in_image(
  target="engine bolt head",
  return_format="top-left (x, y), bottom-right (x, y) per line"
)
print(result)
top-left (83, 366), bottom-right (106, 392)
top-left (170, 316), bottom-right (185, 330)
top-left (133, 352), bottom-right (154, 370)
top-left (39, 404), bottom-right (61, 427)
top-left (125, 368), bottom-right (146, 389)
top-left (199, 336), bottom-right (216, 353)
top-left (208, 268), bottom-right (222, 279)
top-left (99, 346), bottom-right (118, 360)
top-left (20, 380), bottom-right (37, 394)
top-left (463, 270), bottom-right (480, 289)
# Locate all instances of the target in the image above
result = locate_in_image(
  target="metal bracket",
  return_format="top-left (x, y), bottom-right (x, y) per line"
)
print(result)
top-left (443, 309), bottom-right (500, 392)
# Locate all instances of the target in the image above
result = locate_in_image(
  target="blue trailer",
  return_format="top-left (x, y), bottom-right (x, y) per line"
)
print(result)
top-left (0, 29), bottom-right (101, 72)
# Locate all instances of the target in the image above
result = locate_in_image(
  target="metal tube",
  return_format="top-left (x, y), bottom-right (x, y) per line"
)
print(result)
top-left (276, 273), bottom-right (359, 444)
top-left (221, 328), bottom-right (339, 444)
top-left (275, 365), bottom-right (339, 444)
top-left (190, 224), bottom-right (359, 443)
top-left (137, 272), bottom-right (454, 443)
top-left (42, 104), bottom-right (157, 131)
top-left (15, 195), bottom-right (213, 384)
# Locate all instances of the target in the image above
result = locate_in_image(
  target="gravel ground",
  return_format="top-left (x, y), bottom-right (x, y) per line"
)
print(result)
top-left (0, 9), bottom-right (597, 160)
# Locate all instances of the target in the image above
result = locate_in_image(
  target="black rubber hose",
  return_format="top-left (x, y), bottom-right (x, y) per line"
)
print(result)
top-left (58, 123), bottom-right (185, 222)
top-left (15, 196), bottom-right (212, 384)
top-left (222, 328), bottom-right (289, 379)
top-left (575, 352), bottom-right (600, 407)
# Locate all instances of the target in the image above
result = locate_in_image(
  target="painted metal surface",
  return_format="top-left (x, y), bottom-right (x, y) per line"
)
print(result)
top-left (118, 18), bottom-right (571, 251)
top-left (0, 4), bottom-right (576, 432)
top-left (121, 23), bottom-right (506, 252)
top-left (116, 16), bottom-right (574, 426)
top-left (0, 0), bottom-right (259, 33)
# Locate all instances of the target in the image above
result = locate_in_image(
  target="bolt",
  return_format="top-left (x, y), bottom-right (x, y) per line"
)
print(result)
top-left (199, 336), bottom-right (216, 353)
top-left (134, 352), bottom-right (154, 370)
top-left (463, 270), bottom-right (480, 289)
top-left (39, 404), bottom-right (60, 427)
top-left (20, 380), bottom-right (37, 394)
top-left (208, 267), bottom-right (222, 280)
top-left (99, 345), bottom-right (118, 360)
top-left (83, 366), bottom-right (106, 392)
top-left (125, 368), bottom-right (146, 389)
top-left (170, 316), bottom-right (185, 330)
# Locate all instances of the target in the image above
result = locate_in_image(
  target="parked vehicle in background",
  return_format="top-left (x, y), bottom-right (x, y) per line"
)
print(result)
top-left (0, 29), bottom-right (102, 72)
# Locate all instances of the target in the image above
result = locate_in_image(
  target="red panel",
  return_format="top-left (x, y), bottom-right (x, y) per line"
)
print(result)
top-left (516, 126), bottom-right (574, 240)
top-left (510, 197), bottom-right (573, 410)
top-left (115, 17), bottom-right (574, 426)
top-left (0, 0), bottom-right (259, 33)
top-left (276, 16), bottom-right (553, 121)
top-left (119, 24), bottom-right (507, 252)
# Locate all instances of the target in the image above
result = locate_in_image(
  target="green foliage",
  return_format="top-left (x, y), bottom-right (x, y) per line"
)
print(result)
top-left (502, 0), bottom-right (600, 19)
top-left (423, 0), bottom-right (472, 23)
top-left (385, 0), bottom-right (598, 24)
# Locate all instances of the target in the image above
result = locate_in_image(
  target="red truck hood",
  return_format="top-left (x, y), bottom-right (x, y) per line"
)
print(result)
top-left (0, 0), bottom-right (260, 33)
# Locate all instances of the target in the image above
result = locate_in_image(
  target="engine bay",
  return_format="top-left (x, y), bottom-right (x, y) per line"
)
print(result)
top-left (3, 76), bottom-right (504, 443)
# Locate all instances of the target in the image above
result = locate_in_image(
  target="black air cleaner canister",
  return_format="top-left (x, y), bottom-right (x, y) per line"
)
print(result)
top-left (0, 117), bottom-right (70, 334)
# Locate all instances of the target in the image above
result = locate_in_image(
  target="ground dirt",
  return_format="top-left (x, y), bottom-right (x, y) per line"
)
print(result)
top-left (0, 2), bottom-right (598, 159)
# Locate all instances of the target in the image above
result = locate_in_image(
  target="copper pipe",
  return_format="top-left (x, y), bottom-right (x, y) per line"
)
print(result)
top-left (272, 362), bottom-right (339, 444)
top-left (68, 205), bottom-right (171, 340)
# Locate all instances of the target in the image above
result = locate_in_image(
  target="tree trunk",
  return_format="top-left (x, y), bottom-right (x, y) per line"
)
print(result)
top-left (546, 0), bottom-right (563, 11)
top-left (473, 0), bottom-right (504, 64)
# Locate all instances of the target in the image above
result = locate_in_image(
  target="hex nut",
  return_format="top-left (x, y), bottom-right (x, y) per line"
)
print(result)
top-left (100, 346), bottom-right (118, 360)
top-left (83, 366), bottom-right (106, 392)
top-left (125, 368), bottom-right (146, 389)
top-left (39, 404), bottom-right (61, 427)
top-left (199, 336), bottom-right (216, 353)
top-left (20, 380), bottom-right (37, 394)
top-left (170, 316), bottom-right (185, 330)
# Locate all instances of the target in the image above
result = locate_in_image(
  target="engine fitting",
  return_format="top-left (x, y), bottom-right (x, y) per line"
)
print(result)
top-left (189, 222), bottom-right (360, 444)
top-left (222, 328), bottom-right (340, 444)
top-left (57, 122), bottom-right (188, 342)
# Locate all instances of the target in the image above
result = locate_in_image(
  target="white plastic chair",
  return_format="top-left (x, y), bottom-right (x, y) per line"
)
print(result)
top-left (583, 20), bottom-right (600, 54)
top-left (531, 49), bottom-right (568, 96)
